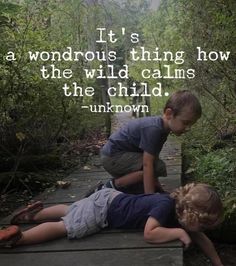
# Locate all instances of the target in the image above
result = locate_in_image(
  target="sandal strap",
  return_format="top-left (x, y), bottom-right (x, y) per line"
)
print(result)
top-left (11, 201), bottom-right (43, 224)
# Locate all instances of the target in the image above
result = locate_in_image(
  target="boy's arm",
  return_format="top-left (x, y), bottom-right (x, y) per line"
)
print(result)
top-left (143, 152), bottom-right (157, 193)
top-left (189, 232), bottom-right (224, 266)
top-left (144, 217), bottom-right (192, 248)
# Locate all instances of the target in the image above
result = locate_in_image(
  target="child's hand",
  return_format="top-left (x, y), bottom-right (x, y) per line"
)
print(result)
top-left (178, 229), bottom-right (191, 248)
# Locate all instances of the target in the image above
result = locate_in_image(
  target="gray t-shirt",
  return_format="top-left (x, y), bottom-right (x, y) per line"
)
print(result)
top-left (101, 116), bottom-right (169, 156)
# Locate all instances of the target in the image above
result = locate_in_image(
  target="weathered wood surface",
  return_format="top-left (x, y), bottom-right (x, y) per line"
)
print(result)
top-left (0, 248), bottom-right (182, 266)
top-left (0, 113), bottom-right (183, 266)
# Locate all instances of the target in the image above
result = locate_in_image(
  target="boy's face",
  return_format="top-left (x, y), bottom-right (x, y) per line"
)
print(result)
top-left (165, 106), bottom-right (199, 136)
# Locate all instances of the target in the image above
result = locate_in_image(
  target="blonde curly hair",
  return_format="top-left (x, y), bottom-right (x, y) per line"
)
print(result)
top-left (171, 183), bottom-right (223, 230)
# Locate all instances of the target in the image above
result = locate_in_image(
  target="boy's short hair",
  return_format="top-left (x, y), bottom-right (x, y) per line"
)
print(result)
top-left (164, 90), bottom-right (202, 118)
top-left (171, 183), bottom-right (223, 230)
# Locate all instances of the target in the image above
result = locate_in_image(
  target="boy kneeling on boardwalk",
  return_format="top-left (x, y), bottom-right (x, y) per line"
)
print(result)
top-left (1, 183), bottom-right (224, 266)
top-left (99, 90), bottom-right (202, 194)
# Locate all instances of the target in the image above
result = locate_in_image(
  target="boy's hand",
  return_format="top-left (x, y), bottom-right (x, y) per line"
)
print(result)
top-left (178, 229), bottom-right (192, 248)
top-left (156, 186), bottom-right (166, 193)
top-left (155, 180), bottom-right (168, 193)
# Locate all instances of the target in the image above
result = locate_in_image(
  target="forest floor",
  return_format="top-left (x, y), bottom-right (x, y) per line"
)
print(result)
top-left (184, 243), bottom-right (236, 266)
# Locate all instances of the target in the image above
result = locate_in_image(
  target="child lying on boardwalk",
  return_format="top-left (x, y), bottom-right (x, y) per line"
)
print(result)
top-left (0, 183), bottom-right (224, 266)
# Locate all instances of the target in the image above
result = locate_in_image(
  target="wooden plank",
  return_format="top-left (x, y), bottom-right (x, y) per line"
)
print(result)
top-left (35, 175), bottom-right (180, 203)
top-left (1, 171), bottom-right (181, 207)
top-left (0, 231), bottom-right (181, 253)
top-left (78, 157), bottom-right (181, 172)
top-left (0, 248), bottom-right (183, 266)
top-left (159, 176), bottom-right (181, 192)
top-left (1, 177), bottom-right (180, 224)
top-left (66, 171), bottom-right (181, 182)
top-left (74, 164), bottom-right (181, 176)
top-left (161, 151), bottom-right (181, 157)
top-left (1, 174), bottom-right (181, 212)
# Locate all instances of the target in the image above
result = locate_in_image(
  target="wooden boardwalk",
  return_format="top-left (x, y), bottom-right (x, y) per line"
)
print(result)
top-left (0, 114), bottom-right (183, 266)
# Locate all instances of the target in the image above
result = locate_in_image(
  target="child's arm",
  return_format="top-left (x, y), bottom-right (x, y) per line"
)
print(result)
top-left (143, 152), bottom-right (158, 193)
top-left (189, 231), bottom-right (224, 266)
top-left (144, 216), bottom-right (192, 248)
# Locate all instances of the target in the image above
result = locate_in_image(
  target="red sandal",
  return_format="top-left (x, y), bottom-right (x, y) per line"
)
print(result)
top-left (0, 225), bottom-right (22, 248)
top-left (11, 201), bottom-right (43, 224)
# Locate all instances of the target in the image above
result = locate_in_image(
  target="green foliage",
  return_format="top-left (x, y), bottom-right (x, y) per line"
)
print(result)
top-left (184, 143), bottom-right (236, 221)
top-left (129, 0), bottom-right (236, 130)
top-left (0, 0), bottom-right (149, 184)
top-left (0, 1), bottom-right (104, 153)
top-left (142, 1), bottom-right (236, 232)
top-left (194, 149), bottom-right (235, 194)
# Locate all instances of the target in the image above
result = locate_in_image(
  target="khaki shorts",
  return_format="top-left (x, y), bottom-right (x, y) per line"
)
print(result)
top-left (101, 151), bottom-right (167, 178)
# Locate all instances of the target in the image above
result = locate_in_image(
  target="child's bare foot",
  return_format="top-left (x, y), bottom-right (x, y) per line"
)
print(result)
top-left (10, 201), bottom-right (43, 224)
top-left (0, 225), bottom-right (22, 248)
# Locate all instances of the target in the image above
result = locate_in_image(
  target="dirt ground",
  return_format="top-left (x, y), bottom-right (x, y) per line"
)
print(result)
top-left (184, 243), bottom-right (236, 266)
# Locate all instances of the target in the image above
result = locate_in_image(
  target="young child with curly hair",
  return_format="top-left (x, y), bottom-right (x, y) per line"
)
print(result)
top-left (0, 183), bottom-right (224, 266)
